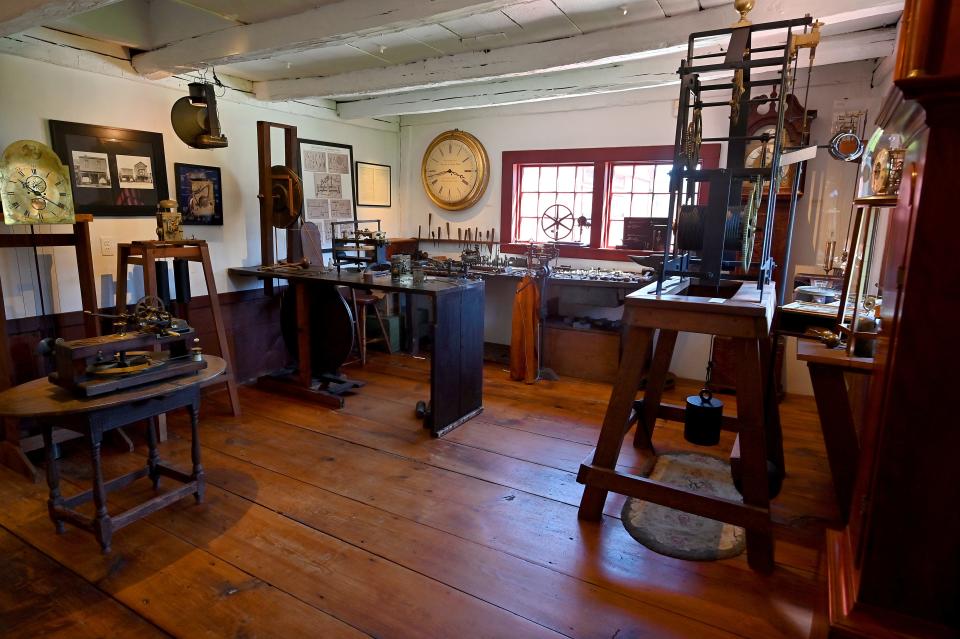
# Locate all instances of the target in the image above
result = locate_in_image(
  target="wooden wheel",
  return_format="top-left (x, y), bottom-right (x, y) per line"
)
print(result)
top-left (540, 204), bottom-right (575, 241)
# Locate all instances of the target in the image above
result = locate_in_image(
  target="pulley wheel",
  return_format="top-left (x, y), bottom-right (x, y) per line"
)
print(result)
top-left (280, 285), bottom-right (354, 377)
top-left (540, 204), bottom-right (575, 241)
top-left (675, 205), bottom-right (744, 252)
top-left (270, 165), bottom-right (304, 229)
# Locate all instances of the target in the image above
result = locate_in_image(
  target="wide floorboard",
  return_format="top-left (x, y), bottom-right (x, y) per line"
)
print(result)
top-left (0, 353), bottom-right (836, 638)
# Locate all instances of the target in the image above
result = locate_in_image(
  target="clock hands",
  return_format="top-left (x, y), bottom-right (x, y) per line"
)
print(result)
top-left (427, 168), bottom-right (469, 181)
top-left (15, 177), bottom-right (64, 209)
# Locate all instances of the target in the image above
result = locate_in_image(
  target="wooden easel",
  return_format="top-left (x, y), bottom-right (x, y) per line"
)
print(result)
top-left (577, 279), bottom-right (784, 572)
top-left (0, 214), bottom-right (99, 481)
top-left (115, 239), bottom-right (241, 432)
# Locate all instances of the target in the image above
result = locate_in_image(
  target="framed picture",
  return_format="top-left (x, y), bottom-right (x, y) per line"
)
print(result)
top-left (48, 120), bottom-right (168, 216)
top-left (296, 139), bottom-right (357, 250)
top-left (355, 161), bottom-right (391, 207)
top-left (174, 163), bottom-right (223, 225)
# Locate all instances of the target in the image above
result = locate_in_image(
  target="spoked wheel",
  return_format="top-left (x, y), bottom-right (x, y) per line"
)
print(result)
top-left (540, 204), bottom-right (575, 241)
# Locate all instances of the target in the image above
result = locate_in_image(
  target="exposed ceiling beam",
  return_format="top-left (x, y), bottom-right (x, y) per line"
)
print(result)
top-left (0, 0), bottom-right (121, 37)
top-left (336, 28), bottom-right (897, 119)
top-left (131, 0), bottom-right (539, 80)
top-left (257, 0), bottom-right (902, 102)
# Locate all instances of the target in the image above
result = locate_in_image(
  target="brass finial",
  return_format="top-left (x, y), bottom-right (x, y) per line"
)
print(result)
top-left (733, 0), bottom-right (754, 26)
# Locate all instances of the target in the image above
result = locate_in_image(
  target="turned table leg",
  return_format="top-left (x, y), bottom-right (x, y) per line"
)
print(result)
top-left (189, 401), bottom-right (205, 503)
top-left (42, 424), bottom-right (65, 535)
top-left (146, 417), bottom-right (161, 490)
top-left (88, 428), bottom-right (113, 553)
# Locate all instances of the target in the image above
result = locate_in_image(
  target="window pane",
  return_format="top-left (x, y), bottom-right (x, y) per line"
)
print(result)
top-left (557, 166), bottom-right (576, 192)
top-left (520, 192), bottom-right (539, 218)
top-left (633, 165), bottom-right (655, 193)
top-left (518, 217), bottom-right (537, 242)
top-left (537, 192), bottom-right (557, 216)
top-left (608, 220), bottom-right (624, 249)
top-left (538, 165), bottom-right (558, 192)
top-left (574, 193), bottom-right (592, 218)
top-left (578, 165), bottom-right (594, 191)
top-left (651, 194), bottom-right (672, 218)
top-left (630, 194), bottom-right (652, 218)
top-left (520, 166), bottom-right (539, 192)
top-left (653, 164), bottom-right (672, 193)
top-left (610, 194), bottom-right (630, 220)
top-left (611, 164), bottom-right (633, 193)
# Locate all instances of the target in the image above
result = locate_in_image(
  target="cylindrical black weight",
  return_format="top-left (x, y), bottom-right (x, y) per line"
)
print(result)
top-left (675, 205), bottom-right (744, 252)
top-left (684, 388), bottom-right (723, 446)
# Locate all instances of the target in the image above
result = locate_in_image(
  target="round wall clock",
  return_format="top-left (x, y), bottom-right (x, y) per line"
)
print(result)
top-left (421, 130), bottom-right (489, 211)
top-left (1, 139), bottom-right (75, 225)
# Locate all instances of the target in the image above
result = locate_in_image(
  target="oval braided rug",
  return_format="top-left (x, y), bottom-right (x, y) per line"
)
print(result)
top-left (621, 452), bottom-right (746, 561)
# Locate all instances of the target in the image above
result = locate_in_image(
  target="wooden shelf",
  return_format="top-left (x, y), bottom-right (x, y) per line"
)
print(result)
top-left (853, 195), bottom-right (899, 207)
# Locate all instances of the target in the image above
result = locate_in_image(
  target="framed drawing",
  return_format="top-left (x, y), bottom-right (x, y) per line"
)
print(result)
top-left (355, 161), bottom-right (391, 207)
top-left (174, 163), bottom-right (223, 225)
top-left (296, 139), bottom-right (357, 249)
top-left (48, 120), bottom-right (168, 216)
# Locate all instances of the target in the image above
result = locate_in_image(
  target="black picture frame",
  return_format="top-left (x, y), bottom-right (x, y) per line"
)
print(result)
top-left (48, 120), bottom-right (168, 217)
top-left (295, 138), bottom-right (358, 249)
top-left (174, 163), bottom-right (223, 225)
top-left (355, 161), bottom-right (392, 207)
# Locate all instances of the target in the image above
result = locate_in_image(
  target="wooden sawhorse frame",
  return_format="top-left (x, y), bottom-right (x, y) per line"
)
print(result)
top-left (116, 240), bottom-right (241, 429)
top-left (577, 279), bottom-right (784, 572)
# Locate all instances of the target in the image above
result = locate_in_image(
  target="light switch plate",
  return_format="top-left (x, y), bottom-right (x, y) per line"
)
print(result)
top-left (100, 236), bottom-right (115, 256)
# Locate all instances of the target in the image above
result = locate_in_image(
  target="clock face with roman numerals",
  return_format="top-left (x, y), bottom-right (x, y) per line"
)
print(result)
top-left (420, 130), bottom-right (489, 211)
top-left (1, 140), bottom-right (75, 225)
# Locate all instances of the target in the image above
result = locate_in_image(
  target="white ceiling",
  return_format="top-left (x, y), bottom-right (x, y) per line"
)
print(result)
top-left (2, 0), bottom-right (902, 117)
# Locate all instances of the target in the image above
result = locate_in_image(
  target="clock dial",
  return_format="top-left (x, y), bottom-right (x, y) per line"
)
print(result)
top-left (421, 130), bottom-right (489, 211)
top-left (744, 125), bottom-right (778, 169)
top-left (1, 140), bottom-right (75, 225)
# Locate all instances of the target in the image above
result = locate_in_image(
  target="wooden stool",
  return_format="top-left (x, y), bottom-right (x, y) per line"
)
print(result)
top-left (342, 288), bottom-right (393, 365)
top-left (577, 279), bottom-right (783, 573)
top-left (116, 240), bottom-right (241, 429)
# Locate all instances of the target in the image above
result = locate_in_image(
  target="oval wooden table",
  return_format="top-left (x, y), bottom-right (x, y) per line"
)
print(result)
top-left (0, 355), bottom-right (225, 553)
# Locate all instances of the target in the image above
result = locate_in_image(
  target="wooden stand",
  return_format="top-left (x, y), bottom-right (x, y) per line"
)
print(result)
top-left (116, 239), bottom-right (241, 429)
top-left (0, 214), bottom-right (99, 482)
top-left (256, 121), bottom-right (300, 296)
top-left (796, 340), bottom-right (872, 523)
top-left (577, 279), bottom-right (783, 572)
top-left (0, 357), bottom-right (225, 553)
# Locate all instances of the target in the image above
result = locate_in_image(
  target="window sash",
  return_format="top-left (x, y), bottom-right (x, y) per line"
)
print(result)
top-left (500, 145), bottom-right (720, 261)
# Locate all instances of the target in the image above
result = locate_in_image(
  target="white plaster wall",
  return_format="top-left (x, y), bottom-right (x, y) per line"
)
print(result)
top-left (399, 59), bottom-right (891, 394)
top-left (0, 53), bottom-right (400, 320)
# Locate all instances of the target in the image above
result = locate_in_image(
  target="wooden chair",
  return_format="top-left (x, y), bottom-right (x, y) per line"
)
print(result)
top-left (341, 288), bottom-right (393, 365)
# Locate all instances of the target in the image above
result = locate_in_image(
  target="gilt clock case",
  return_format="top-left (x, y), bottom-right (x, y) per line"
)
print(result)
top-left (421, 130), bottom-right (489, 211)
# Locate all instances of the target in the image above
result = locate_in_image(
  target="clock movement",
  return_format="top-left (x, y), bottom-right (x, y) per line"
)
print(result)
top-left (420, 130), bottom-right (489, 211)
top-left (1, 139), bottom-right (75, 225)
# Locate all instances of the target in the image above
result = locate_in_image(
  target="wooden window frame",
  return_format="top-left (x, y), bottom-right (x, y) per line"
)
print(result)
top-left (500, 144), bottom-right (721, 261)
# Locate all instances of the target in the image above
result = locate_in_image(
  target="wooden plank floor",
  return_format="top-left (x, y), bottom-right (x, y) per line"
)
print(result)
top-left (0, 353), bottom-right (837, 639)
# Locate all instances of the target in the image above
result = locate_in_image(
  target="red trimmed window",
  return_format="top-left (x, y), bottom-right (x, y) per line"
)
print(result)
top-left (501, 145), bottom-right (720, 261)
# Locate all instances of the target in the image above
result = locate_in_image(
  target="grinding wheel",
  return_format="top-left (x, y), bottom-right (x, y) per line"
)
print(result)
top-left (280, 285), bottom-right (355, 377)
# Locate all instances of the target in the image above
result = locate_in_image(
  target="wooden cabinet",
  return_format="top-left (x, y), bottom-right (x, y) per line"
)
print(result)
top-left (823, 3), bottom-right (960, 635)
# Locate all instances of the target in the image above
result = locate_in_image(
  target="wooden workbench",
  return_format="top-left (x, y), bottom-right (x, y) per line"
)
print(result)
top-left (229, 266), bottom-right (484, 437)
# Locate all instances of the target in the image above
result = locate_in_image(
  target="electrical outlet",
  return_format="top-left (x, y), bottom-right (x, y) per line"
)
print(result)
top-left (100, 236), bottom-right (115, 256)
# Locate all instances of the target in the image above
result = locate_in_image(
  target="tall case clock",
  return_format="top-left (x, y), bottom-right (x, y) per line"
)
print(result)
top-left (421, 130), bottom-right (489, 211)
